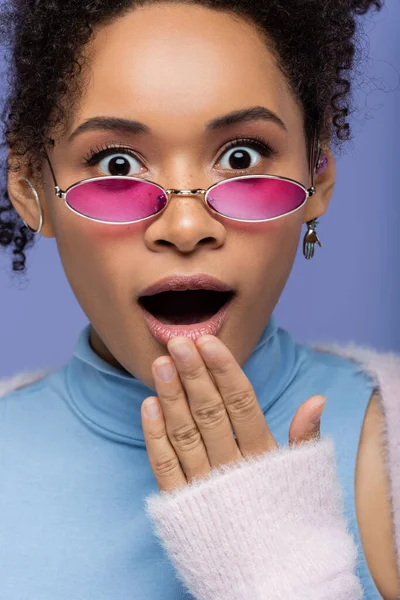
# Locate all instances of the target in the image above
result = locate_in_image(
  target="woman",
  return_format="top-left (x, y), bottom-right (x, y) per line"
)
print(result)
top-left (0, 0), bottom-right (399, 598)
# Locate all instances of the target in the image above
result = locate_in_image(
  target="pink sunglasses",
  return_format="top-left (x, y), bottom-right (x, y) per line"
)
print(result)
top-left (44, 134), bottom-right (320, 225)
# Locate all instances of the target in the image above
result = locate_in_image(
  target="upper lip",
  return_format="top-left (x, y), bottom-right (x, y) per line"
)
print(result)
top-left (138, 274), bottom-right (235, 297)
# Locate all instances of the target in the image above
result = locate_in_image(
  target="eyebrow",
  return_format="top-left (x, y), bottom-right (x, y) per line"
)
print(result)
top-left (206, 106), bottom-right (287, 132)
top-left (68, 105), bottom-right (287, 142)
top-left (68, 117), bottom-right (150, 142)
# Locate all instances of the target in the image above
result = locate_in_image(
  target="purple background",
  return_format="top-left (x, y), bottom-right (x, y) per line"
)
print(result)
top-left (1, 2), bottom-right (399, 378)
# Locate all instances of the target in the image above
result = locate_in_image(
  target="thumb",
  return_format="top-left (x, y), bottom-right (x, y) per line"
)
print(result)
top-left (289, 395), bottom-right (326, 447)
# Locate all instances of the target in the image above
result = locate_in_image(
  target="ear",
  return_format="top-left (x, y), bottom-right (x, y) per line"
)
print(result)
top-left (7, 150), bottom-right (55, 239)
top-left (303, 145), bottom-right (336, 223)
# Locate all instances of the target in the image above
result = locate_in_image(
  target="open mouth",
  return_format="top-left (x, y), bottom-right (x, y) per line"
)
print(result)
top-left (138, 290), bottom-right (235, 325)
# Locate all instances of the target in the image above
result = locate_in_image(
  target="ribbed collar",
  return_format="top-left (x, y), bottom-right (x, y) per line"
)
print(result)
top-left (65, 315), bottom-right (300, 447)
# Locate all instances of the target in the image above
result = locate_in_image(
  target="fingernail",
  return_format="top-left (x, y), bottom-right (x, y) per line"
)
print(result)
top-left (310, 396), bottom-right (326, 425)
top-left (169, 339), bottom-right (192, 360)
top-left (155, 359), bottom-right (176, 382)
top-left (197, 338), bottom-right (218, 359)
top-left (144, 398), bottom-right (161, 419)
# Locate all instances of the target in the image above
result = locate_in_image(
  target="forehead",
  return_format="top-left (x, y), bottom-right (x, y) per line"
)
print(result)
top-left (72, 3), bottom-right (302, 138)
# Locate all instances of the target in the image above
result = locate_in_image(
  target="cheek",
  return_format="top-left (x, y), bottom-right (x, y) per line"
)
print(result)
top-left (235, 219), bottom-right (302, 326)
top-left (54, 220), bottom-right (144, 312)
top-left (239, 217), bottom-right (302, 275)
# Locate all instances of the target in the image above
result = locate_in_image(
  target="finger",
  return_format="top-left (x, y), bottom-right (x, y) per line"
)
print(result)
top-left (195, 335), bottom-right (278, 458)
top-left (141, 396), bottom-right (187, 492)
top-left (167, 338), bottom-right (242, 469)
top-left (151, 356), bottom-right (211, 481)
top-left (289, 395), bottom-right (326, 447)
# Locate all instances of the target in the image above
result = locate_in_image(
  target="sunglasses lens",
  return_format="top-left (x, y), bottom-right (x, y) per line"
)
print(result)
top-left (66, 178), bottom-right (167, 223)
top-left (206, 177), bottom-right (307, 221)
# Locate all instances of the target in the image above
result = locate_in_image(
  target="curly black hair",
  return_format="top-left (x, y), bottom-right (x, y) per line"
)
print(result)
top-left (0, 0), bottom-right (383, 276)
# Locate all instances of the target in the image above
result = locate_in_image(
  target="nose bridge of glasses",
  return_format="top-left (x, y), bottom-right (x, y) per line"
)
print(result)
top-left (165, 189), bottom-right (207, 197)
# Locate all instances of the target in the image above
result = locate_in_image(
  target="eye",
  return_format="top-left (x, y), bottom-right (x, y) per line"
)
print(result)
top-left (82, 144), bottom-right (145, 176)
top-left (97, 152), bottom-right (143, 177)
top-left (219, 146), bottom-right (260, 170)
top-left (216, 138), bottom-right (275, 171)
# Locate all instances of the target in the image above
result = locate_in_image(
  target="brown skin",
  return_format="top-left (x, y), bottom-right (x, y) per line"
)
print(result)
top-left (356, 393), bottom-right (400, 599)
top-left (7, 3), bottom-right (399, 597)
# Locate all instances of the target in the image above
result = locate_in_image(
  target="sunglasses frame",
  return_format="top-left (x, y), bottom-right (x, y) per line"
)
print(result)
top-left (44, 132), bottom-right (320, 226)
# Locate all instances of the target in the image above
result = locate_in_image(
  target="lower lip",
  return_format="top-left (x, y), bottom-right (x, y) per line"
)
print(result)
top-left (139, 297), bottom-right (234, 346)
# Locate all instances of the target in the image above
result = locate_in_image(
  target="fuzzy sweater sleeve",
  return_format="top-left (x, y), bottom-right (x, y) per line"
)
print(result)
top-left (145, 437), bottom-right (363, 600)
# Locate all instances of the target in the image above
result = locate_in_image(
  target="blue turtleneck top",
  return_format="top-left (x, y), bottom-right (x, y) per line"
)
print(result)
top-left (0, 316), bottom-right (381, 599)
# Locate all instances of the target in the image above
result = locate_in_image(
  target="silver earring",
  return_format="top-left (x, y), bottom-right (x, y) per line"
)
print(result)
top-left (18, 177), bottom-right (43, 235)
top-left (303, 219), bottom-right (322, 260)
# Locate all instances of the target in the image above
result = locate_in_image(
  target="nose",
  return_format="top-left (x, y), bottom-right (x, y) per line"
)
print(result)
top-left (143, 189), bottom-right (227, 254)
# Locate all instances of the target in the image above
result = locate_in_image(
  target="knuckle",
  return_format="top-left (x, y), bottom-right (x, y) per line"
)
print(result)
top-left (181, 365), bottom-right (205, 382)
top-left (153, 455), bottom-right (181, 479)
top-left (160, 389), bottom-right (184, 405)
top-left (208, 361), bottom-right (230, 376)
top-left (170, 424), bottom-right (202, 452)
top-left (192, 402), bottom-right (226, 428)
top-left (147, 427), bottom-right (168, 442)
top-left (224, 388), bottom-right (256, 418)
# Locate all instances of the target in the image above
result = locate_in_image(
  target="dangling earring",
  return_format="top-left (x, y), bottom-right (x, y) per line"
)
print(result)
top-left (18, 177), bottom-right (44, 236)
top-left (303, 219), bottom-right (322, 260)
top-left (303, 144), bottom-right (327, 259)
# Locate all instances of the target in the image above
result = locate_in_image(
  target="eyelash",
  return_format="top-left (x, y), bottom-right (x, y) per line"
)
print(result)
top-left (82, 143), bottom-right (143, 167)
top-left (217, 137), bottom-right (276, 166)
top-left (82, 136), bottom-right (277, 170)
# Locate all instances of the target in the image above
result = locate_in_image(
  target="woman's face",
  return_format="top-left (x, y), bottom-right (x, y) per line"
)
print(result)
top-left (21, 3), bottom-right (334, 390)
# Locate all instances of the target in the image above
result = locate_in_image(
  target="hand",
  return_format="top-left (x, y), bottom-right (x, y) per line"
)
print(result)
top-left (141, 335), bottom-right (326, 493)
